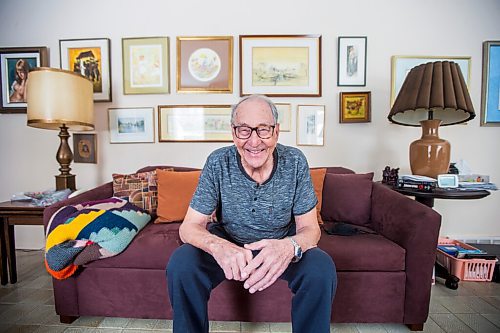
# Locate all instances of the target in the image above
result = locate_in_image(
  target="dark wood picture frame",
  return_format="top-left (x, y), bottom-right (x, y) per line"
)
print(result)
top-left (339, 91), bottom-right (371, 123)
top-left (73, 133), bottom-right (97, 163)
top-left (0, 46), bottom-right (48, 113)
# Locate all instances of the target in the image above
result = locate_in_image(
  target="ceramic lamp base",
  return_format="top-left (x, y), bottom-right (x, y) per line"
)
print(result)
top-left (410, 119), bottom-right (450, 179)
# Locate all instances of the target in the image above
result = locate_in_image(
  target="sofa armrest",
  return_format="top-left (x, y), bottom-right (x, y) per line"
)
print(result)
top-left (370, 182), bottom-right (441, 325)
top-left (43, 182), bottom-right (113, 231)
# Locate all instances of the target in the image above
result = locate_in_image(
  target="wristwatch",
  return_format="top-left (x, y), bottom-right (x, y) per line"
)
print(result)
top-left (288, 237), bottom-right (302, 263)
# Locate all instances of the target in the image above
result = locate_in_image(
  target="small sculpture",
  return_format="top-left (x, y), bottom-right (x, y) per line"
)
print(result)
top-left (382, 166), bottom-right (399, 186)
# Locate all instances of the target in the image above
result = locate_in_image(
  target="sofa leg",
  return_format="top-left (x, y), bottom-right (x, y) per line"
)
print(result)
top-left (60, 315), bottom-right (79, 324)
top-left (406, 323), bottom-right (424, 331)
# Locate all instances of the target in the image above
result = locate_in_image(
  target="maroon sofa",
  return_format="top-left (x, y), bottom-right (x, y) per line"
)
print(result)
top-left (43, 166), bottom-right (441, 331)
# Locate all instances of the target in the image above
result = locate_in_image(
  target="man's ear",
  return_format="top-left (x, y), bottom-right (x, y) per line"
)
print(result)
top-left (275, 123), bottom-right (280, 138)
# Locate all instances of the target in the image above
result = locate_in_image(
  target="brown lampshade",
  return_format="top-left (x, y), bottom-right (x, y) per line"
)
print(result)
top-left (387, 61), bottom-right (475, 179)
top-left (27, 67), bottom-right (94, 130)
top-left (26, 67), bottom-right (94, 190)
top-left (388, 61), bottom-right (475, 126)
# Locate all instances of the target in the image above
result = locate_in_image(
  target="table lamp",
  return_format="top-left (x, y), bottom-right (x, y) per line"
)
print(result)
top-left (388, 61), bottom-right (475, 179)
top-left (26, 67), bottom-right (94, 190)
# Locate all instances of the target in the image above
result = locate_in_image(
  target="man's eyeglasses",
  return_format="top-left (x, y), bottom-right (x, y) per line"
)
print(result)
top-left (232, 125), bottom-right (276, 139)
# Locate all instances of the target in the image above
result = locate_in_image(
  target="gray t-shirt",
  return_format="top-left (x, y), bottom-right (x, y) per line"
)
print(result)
top-left (190, 143), bottom-right (317, 244)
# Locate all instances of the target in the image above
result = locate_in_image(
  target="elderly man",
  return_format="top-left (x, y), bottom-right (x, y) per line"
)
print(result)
top-left (167, 95), bottom-right (336, 333)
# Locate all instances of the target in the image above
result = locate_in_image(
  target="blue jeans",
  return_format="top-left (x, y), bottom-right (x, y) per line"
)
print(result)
top-left (166, 225), bottom-right (337, 333)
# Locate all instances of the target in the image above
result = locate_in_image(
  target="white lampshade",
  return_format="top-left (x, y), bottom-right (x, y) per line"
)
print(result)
top-left (27, 67), bottom-right (94, 131)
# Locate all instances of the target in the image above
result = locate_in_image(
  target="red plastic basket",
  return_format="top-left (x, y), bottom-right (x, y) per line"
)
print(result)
top-left (437, 238), bottom-right (497, 282)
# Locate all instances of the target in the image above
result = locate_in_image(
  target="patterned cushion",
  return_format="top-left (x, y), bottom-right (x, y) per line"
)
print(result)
top-left (112, 169), bottom-right (172, 214)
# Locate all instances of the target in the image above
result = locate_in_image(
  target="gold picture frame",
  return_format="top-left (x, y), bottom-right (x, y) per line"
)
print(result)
top-left (177, 36), bottom-right (233, 93)
top-left (122, 37), bottom-right (170, 95)
top-left (239, 35), bottom-right (322, 97)
top-left (158, 105), bottom-right (232, 142)
top-left (339, 91), bottom-right (371, 123)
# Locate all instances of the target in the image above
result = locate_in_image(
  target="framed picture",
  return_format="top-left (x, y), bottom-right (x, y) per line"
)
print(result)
top-left (158, 105), bottom-right (232, 142)
top-left (337, 36), bottom-right (367, 86)
top-left (177, 36), bottom-right (233, 93)
top-left (297, 105), bottom-right (325, 146)
top-left (391, 55), bottom-right (471, 106)
top-left (275, 103), bottom-right (292, 132)
top-left (108, 107), bottom-right (155, 143)
top-left (59, 38), bottom-right (112, 102)
top-left (339, 91), bottom-right (371, 123)
top-left (239, 35), bottom-right (322, 97)
top-left (0, 47), bottom-right (48, 113)
top-left (73, 133), bottom-right (97, 164)
top-left (122, 37), bottom-right (170, 95)
top-left (480, 41), bottom-right (500, 126)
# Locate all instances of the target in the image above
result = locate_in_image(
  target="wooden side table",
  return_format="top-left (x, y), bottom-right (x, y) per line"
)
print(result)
top-left (390, 186), bottom-right (490, 208)
top-left (386, 184), bottom-right (491, 289)
top-left (0, 201), bottom-right (45, 285)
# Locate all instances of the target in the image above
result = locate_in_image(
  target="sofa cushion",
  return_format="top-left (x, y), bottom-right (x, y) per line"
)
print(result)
top-left (318, 229), bottom-right (405, 271)
top-left (112, 170), bottom-right (165, 214)
top-left (321, 172), bottom-right (374, 227)
top-left (310, 168), bottom-right (327, 224)
top-left (85, 222), bottom-right (182, 269)
top-left (155, 169), bottom-right (201, 223)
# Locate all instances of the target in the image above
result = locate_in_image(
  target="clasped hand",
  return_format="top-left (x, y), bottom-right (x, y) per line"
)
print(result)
top-left (211, 239), bottom-right (293, 294)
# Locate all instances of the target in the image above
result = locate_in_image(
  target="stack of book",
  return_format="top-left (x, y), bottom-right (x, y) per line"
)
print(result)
top-left (458, 174), bottom-right (497, 190)
top-left (397, 175), bottom-right (437, 192)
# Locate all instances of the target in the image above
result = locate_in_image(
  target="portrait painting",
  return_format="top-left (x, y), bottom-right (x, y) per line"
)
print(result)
top-left (0, 47), bottom-right (48, 113)
top-left (60, 38), bottom-right (112, 102)
top-left (337, 36), bottom-right (367, 86)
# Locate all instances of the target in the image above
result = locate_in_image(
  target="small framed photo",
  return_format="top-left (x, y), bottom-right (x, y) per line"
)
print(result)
top-left (391, 55), bottom-right (471, 106)
top-left (122, 37), bottom-right (170, 94)
top-left (297, 105), bottom-right (325, 146)
top-left (108, 107), bottom-right (155, 143)
top-left (239, 35), bottom-right (322, 97)
top-left (337, 36), bottom-right (367, 86)
top-left (480, 41), bottom-right (500, 126)
top-left (59, 38), bottom-right (112, 102)
top-left (177, 36), bottom-right (233, 93)
top-left (158, 105), bottom-right (232, 142)
top-left (340, 91), bottom-right (371, 123)
top-left (275, 103), bottom-right (292, 132)
top-left (73, 133), bottom-right (97, 164)
top-left (0, 46), bottom-right (48, 113)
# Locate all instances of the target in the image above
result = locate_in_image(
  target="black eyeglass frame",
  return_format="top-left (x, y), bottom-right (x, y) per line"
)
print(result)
top-left (232, 125), bottom-right (276, 139)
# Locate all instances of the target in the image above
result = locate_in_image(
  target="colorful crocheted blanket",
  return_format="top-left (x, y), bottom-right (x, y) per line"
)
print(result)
top-left (44, 197), bottom-right (151, 279)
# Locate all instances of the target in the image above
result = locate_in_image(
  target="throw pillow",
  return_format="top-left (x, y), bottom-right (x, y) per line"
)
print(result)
top-left (310, 168), bottom-right (327, 224)
top-left (155, 169), bottom-right (202, 223)
top-left (112, 169), bottom-right (169, 214)
top-left (321, 172), bottom-right (374, 227)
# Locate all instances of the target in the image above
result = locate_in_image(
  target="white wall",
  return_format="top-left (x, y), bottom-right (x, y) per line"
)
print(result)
top-left (1, 0), bottom-right (499, 249)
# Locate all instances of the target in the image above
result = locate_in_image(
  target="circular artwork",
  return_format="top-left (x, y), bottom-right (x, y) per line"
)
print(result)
top-left (188, 48), bottom-right (221, 82)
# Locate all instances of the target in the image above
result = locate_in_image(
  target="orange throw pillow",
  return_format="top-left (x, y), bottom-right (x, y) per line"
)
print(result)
top-left (155, 169), bottom-right (201, 223)
top-left (310, 168), bottom-right (327, 224)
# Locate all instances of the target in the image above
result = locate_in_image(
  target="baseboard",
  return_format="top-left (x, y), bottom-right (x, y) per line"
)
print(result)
top-left (445, 235), bottom-right (500, 245)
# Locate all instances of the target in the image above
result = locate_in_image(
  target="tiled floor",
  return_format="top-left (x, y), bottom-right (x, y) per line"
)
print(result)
top-left (0, 250), bottom-right (499, 332)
